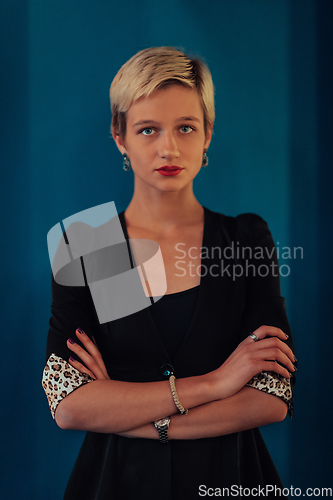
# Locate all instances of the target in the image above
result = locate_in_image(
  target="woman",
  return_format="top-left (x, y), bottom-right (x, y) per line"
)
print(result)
top-left (43, 47), bottom-right (296, 499)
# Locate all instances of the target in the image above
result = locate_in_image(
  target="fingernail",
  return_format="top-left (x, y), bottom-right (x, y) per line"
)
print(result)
top-left (293, 355), bottom-right (297, 362)
top-left (293, 364), bottom-right (297, 371)
top-left (285, 333), bottom-right (289, 339)
top-left (77, 328), bottom-right (85, 334)
top-left (68, 338), bottom-right (75, 344)
top-left (289, 372), bottom-right (293, 377)
top-left (69, 356), bottom-right (75, 362)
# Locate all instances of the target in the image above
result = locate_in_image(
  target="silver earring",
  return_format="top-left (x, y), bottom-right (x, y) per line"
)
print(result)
top-left (202, 150), bottom-right (209, 167)
top-left (123, 153), bottom-right (131, 171)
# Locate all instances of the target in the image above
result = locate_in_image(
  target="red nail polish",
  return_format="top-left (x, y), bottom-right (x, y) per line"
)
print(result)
top-left (68, 338), bottom-right (75, 344)
top-left (69, 356), bottom-right (75, 362)
top-left (77, 328), bottom-right (85, 334)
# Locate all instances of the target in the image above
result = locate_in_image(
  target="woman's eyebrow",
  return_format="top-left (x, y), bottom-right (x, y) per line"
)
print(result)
top-left (133, 116), bottom-right (200, 128)
top-left (176, 116), bottom-right (200, 123)
top-left (133, 120), bottom-right (157, 127)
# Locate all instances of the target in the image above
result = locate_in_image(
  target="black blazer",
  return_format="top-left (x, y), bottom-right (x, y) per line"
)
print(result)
top-left (46, 206), bottom-right (295, 500)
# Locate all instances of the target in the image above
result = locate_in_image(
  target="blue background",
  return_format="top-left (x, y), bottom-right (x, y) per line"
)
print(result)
top-left (1, 0), bottom-right (332, 498)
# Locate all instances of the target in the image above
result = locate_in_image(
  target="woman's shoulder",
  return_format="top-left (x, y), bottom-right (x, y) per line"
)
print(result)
top-left (204, 206), bottom-right (268, 229)
top-left (204, 206), bottom-right (270, 243)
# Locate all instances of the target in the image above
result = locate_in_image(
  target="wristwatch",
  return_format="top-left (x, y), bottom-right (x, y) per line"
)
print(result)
top-left (154, 416), bottom-right (171, 443)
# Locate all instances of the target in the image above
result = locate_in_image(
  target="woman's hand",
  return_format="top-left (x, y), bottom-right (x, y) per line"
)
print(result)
top-left (67, 329), bottom-right (110, 380)
top-left (211, 325), bottom-right (296, 400)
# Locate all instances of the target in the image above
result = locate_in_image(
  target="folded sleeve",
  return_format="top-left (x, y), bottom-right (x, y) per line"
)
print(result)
top-left (42, 354), bottom-right (94, 419)
top-left (236, 214), bottom-right (297, 418)
top-left (42, 272), bottom-right (99, 418)
top-left (246, 371), bottom-right (293, 418)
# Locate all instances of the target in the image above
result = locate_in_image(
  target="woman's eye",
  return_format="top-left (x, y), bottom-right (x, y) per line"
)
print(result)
top-left (141, 128), bottom-right (155, 136)
top-left (180, 126), bottom-right (194, 134)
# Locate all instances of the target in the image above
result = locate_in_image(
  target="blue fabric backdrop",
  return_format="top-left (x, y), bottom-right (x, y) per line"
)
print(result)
top-left (1, 0), bottom-right (332, 498)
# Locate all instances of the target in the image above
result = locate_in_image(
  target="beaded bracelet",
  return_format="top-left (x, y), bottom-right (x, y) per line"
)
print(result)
top-left (169, 375), bottom-right (188, 415)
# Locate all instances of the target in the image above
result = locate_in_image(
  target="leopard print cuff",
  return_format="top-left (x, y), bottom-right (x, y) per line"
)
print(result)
top-left (246, 371), bottom-right (293, 418)
top-left (42, 354), bottom-right (95, 419)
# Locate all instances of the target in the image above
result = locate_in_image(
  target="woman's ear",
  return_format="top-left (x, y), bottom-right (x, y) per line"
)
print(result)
top-left (204, 123), bottom-right (213, 150)
top-left (112, 129), bottom-right (127, 156)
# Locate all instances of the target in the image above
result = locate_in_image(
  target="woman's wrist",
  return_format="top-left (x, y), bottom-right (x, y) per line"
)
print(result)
top-left (198, 369), bottom-right (224, 401)
top-left (175, 371), bottom-right (220, 411)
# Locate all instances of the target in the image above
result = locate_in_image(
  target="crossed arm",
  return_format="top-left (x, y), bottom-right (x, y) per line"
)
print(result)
top-left (110, 388), bottom-right (288, 440)
top-left (54, 325), bottom-right (295, 439)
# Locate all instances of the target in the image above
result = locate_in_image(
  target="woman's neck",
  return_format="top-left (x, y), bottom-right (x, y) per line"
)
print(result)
top-left (124, 192), bottom-right (204, 233)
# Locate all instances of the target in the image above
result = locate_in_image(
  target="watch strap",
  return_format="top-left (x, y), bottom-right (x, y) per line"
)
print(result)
top-left (154, 417), bottom-right (170, 443)
top-left (156, 424), bottom-right (169, 443)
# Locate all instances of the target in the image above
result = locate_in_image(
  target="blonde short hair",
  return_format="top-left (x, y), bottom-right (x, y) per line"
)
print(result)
top-left (110, 47), bottom-right (215, 139)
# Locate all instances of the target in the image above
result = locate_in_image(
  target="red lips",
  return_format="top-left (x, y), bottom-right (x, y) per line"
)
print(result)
top-left (156, 166), bottom-right (183, 177)
top-left (156, 166), bottom-right (183, 171)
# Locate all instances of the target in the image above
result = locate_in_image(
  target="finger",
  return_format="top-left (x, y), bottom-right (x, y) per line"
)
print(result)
top-left (253, 325), bottom-right (289, 342)
top-left (76, 329), bottom-right (98, 354)
top-left (256, 347), bottom-right (296, 374)
top-left (236, 340), bottom-right (295, 379)
top-left (245, 326), bottom-right (295, 361)
top-left (68, 357), bottom-right (96, 379)
top-left (76, 330), bottom-right (109, 378)
top-left (261, 359), bottom-right (294, 379)
top-left (75, 329), bottom-right (109, 379)
top-left (67, 338), bottom-right (107, 379)
top-left (254, 337), bottom-right (296, 365)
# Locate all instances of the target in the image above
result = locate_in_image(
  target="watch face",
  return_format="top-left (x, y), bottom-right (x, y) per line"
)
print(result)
top-left (155, 417), bottom-right (170, 427)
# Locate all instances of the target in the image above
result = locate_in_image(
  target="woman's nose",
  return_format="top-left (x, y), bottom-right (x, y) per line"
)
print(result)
top-left (158, 131), bottom-right (180, 160)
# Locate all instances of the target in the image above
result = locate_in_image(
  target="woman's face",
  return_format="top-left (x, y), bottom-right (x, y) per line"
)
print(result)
top-left (114, 84), bottom-right (212, 192)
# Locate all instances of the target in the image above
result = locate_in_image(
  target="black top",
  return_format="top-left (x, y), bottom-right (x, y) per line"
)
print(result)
top-left (150, 285), bottom-right (200, 358)
top-left (46, 206), bottom-right (296, 500)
